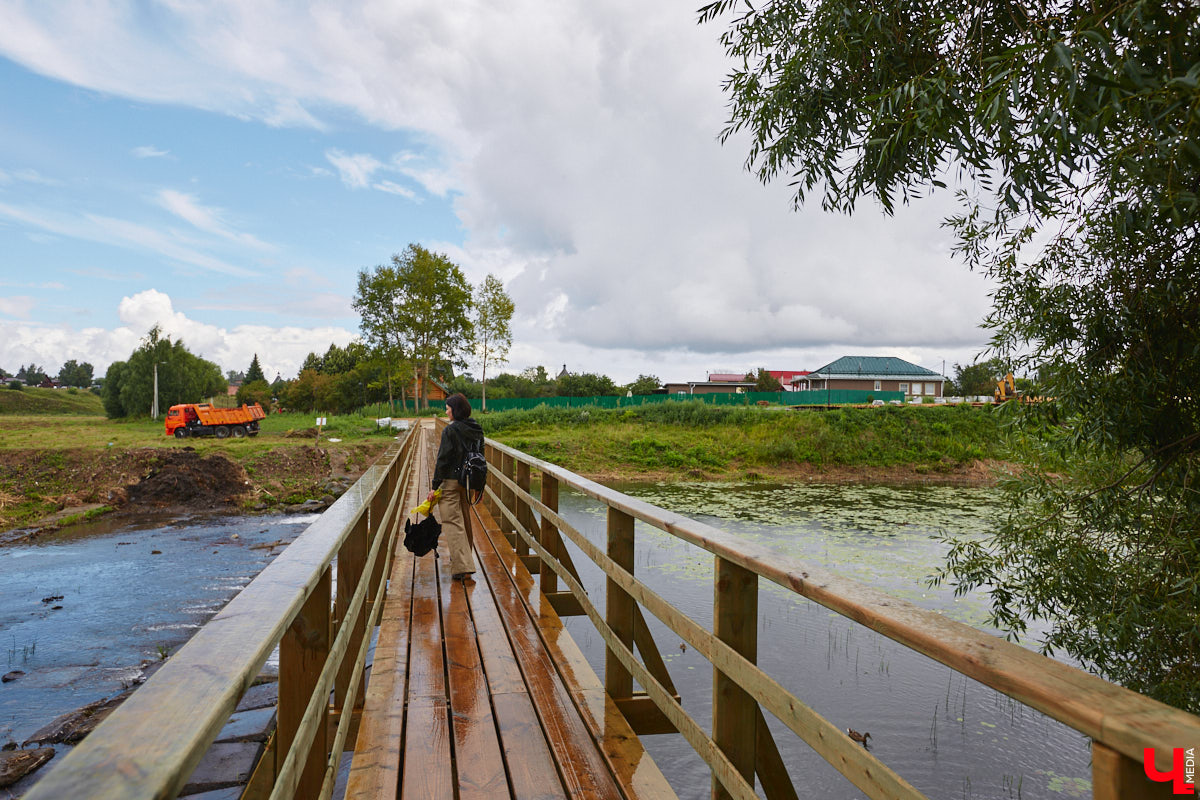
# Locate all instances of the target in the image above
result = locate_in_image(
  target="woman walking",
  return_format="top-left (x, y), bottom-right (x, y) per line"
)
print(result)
top-left (427, 392), bottom-right (484, 581)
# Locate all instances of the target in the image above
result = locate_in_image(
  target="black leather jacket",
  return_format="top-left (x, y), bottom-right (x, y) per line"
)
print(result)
top-left (432, 418), bottom-right (484, 490)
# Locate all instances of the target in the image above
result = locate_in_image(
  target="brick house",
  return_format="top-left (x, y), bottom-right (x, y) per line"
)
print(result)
top-left (662, 379), bottom-right (756, 395)
top-left (807, 356), bottom-right (946, 398)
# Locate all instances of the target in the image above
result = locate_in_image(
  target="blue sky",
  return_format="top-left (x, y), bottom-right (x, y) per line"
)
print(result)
top-left (0, 2), bottom-right (994, 385)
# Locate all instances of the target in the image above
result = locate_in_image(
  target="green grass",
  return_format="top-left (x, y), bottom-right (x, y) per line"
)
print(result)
top-left (0, 410), bottom-right (399, 452)
top-left (480, 401), bottom-right (1006, 477)
top-left (0, 386), bottom-right (104, 415)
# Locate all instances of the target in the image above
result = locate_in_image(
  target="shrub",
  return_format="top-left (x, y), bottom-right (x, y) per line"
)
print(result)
top-left (8, 380), bottom-right (22, 391)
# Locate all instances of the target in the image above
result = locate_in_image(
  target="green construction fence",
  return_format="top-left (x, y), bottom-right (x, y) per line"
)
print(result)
top-left (475, 389), bottom-right (904, 413)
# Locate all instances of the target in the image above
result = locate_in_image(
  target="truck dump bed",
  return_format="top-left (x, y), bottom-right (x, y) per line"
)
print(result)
top-left (193, 404), bottom-right (266, 425)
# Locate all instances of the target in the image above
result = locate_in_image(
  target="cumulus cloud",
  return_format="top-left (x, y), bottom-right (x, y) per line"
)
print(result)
top-left (0, 289), bottom-right (357, 379)
top-left (132, 145), bottom-right (169, 158)
top-left (0, 1), bottom-right (995, 379)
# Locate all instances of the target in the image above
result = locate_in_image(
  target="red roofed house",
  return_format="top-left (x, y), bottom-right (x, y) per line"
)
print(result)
top-left (707, 372), bottom-right (749, 383)
top-left (769, 370), bottom-right (811, 391)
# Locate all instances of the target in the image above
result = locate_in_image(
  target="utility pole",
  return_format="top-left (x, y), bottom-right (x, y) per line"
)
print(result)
top-left (152, 362), bottom-right (166, 418)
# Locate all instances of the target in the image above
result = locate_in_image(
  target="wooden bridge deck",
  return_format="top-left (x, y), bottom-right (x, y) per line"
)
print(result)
top-left (345, 424), bottom-right (675, 800)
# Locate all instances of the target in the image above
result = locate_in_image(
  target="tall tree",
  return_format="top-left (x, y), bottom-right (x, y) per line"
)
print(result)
top-left (101, 326), bottom-right (225, 418)
top-left (355, 244), bottom-right (473, 411)
top-left (354, 263), bottom-right (409, 411)
top-left (626, 375), bottom-right (661, 396)
top-left (16, 364), bottom-right (47, 385)
top-left (747, 368), bottom-right (782, 392)
top-left (951, 359), bottom-right (1008, 397)
top-left (57, 360), bottom-right (94, 388)
top-left (471, 274), bottom-right (515, 412)
top-left (244, 354), bottom-right (266, 384)
top-left (701, 1), bottom-right (1200, 709)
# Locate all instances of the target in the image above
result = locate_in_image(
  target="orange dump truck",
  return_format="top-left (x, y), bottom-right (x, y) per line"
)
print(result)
top-left (165, 403), bottom-right (266, 439)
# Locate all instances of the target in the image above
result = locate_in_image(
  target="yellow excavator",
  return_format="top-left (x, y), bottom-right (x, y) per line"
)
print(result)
top-left (994, 373), bottom-right (1019, 403)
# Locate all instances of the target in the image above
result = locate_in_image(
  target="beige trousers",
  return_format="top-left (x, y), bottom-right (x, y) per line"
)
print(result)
top-left (436, 479), bottom-right (475, 575)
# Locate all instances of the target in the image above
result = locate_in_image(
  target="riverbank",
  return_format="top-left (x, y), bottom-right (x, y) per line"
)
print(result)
top-left (480, 401), bottom-right (1011, 485)
top-left (1, 402), bottom-right (1013, 533)
top-left (0, 408), bottom-right (400, 533)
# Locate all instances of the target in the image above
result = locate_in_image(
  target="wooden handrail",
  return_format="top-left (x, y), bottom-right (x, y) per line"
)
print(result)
top-left (482, 436), bottom-right (1200, 799)
top-left (24, 432), bottom-right (417, 800)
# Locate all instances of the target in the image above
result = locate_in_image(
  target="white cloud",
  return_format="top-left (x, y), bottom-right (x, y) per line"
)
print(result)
top-left (132, 145), bottom-right (169, 158)
top-left (0, 1), bottom-right (997, 381)
top-left (0, 201), bottom-right (259, 278)
top-left (0, 295), bottom-right (34, 319)
top-left (326, 150), bottom-right (382, 189)
top-left (373, 180), bottom-right (417, 200)
top-left (0, 289), bottom-right (356, 379)
top-left (156, 189), bottom-right (275, 251)
top-left (0, 167), bottom-right (60, 186)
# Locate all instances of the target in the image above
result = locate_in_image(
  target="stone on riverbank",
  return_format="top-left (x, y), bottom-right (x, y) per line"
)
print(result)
top-left (0, 747), bottom-right (55, 788)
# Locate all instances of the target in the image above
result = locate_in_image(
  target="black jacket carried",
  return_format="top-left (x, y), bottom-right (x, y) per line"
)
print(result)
top-left (432, 418), bottom-right (484, 490)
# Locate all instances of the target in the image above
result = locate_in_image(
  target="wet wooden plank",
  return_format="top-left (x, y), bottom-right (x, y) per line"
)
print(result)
top-left (490, 693), bottom-right (569, 800)
top-left (344, 548), bottom-right (416, 799)
top-left (461, 539), bottom-right (565, 799)
top-left (438, 553), bottom-right (509, 800)
top-left (346, 429), bottom-right (427, 800)
top-left (400, 697), bottom-right (453, 800)
top-left (407, 548), bottom-right (446, 701)
top-left (474, 515), bottom-right (625, 800)
top-left (472, 504), bottom-right (678, 800)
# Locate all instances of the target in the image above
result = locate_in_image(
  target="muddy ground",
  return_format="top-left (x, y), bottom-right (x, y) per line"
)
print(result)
top-left (0, 443), bottom-right (389, 538)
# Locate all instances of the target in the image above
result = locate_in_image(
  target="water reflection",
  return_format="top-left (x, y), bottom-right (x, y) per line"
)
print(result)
top-left (555, 482), bottom-right (1092, 800)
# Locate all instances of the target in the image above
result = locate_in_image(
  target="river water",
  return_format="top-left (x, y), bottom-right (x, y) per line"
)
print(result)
top-left (552, 482), bottom-right (1092, 800)
top-left (0, 512), bottom-right (319, 746)
top-left (0, 484), bottom-right (1093, 799)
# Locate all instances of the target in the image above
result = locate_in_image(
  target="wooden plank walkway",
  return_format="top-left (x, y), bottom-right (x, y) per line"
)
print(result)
top-left (346, 423), bottom-right (676, 800)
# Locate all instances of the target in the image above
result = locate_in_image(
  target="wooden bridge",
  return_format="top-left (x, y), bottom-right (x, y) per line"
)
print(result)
top-left (25, 419), bottom-right (1199, 799)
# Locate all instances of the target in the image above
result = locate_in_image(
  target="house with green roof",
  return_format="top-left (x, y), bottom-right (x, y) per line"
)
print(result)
top-left (807, 356), bottom-right (947, 398)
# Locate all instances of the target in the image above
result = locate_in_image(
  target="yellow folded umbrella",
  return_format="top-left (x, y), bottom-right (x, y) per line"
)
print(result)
top-left (410, 488), bottom-right (442, 517)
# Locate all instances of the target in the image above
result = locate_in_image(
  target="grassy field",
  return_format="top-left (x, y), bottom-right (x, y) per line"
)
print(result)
top-left (0, 408), bottom-right (400, 451)
top-left (0, 401), bottom-right (403, 530)
top-left (479, 401), bottom-right (1009, 480)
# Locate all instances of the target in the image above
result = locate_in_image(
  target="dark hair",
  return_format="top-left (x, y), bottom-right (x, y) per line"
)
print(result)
top-left (445, 393), bottom-right (472, 420)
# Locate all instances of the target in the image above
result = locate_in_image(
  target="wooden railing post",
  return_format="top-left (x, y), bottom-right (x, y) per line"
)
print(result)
top-left (539, 472), bottom-right (560, 594)
top-left (485, 444), bottom-right (501, 521)
top-left (279, 566), bottom-right (331, 800)
top-left (1092, 742), bottom-right (1175, 799)
top-left (366, 479), bottom-right (389, 613)
top-left (517, 459), bottom-right (535, 554)
top-left (334, 515), bottom-right (369, 711)
top-left (712, 556), bottom-right (757, 800)
top-left (606, 508), bottom-right (635, 700)
top-left (501, 451), bottom-right (517, 543)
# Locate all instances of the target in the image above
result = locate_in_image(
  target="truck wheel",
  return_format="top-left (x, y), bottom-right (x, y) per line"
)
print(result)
top-left (231, 425), bottom-right (247, 438)
top-left (215, 426), bottom-right (230, 439)
top-left (174, 428), bottom-right (187, 439)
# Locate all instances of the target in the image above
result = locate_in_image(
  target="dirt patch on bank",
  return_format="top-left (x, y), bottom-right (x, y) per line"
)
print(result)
top-left (0, 443), bottom-right (389, 534)
top-left (125, 449), bottom-right (252, 508)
